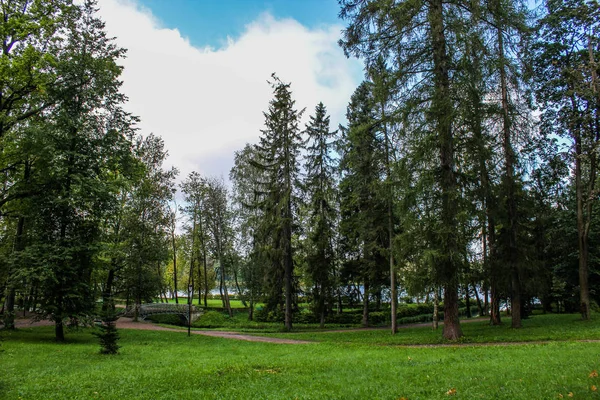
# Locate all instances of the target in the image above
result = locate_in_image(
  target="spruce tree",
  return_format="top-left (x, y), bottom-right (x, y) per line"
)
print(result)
top-left (252, 74), bottom-right (304, 331)
top-left (303, 102), bottom-right (338, 328)
top-left (338, 82), bottom-right (387, 328)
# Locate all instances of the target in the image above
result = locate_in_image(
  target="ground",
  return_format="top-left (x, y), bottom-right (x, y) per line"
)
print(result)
top-left (1, 313), bottom-right (599, 399)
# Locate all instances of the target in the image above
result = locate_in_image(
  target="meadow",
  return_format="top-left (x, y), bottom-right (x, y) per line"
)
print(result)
top-left (1, 313), bottom-right (599, 399)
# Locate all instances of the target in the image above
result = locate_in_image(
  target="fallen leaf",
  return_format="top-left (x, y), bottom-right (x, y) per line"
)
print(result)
top-left (590, 370), bottom-right (599, 378)
top-left (591, 385), bottom-right (597, 392)
top-left (446, 388), bottom-right (457, 396)
top-left (568, 392), bottom-right (573, 397)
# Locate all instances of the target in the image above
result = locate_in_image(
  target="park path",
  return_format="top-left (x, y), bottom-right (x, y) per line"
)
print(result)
top-left (9, 316), bottom-right (314, 345)
top-left (8, 316), bottom-right (600, 347)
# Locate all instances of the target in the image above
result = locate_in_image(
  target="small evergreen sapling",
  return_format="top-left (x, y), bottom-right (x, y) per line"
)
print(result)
top-left (93, 307), bottom-right (120, 355)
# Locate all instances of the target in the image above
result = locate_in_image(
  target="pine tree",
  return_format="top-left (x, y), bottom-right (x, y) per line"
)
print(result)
top-left (93, 300), bottom-right (121, 355)
top-left (303, 102), bottom-right (338, 328)
top-left (251, 74), bottom-right (304, 331)
top-left (338, 82), bottom-right (387, 328)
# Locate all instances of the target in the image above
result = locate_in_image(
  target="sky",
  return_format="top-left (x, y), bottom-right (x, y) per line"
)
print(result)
top-left (95, 0), bottom-right (363, 182)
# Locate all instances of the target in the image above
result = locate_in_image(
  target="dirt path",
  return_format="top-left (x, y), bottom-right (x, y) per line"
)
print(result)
top-left (7, 316), bottom-right (599, 347)
top-left (8, 317), bottom-right (314, 345)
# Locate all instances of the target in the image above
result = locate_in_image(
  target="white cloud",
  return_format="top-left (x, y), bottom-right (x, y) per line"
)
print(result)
top-left (97, 0), bottom-right (363, 180)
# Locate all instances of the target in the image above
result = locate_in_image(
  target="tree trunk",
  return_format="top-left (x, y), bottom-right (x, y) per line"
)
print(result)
top-left (484, 286), bottom-right (489, 316)
top-left (102, 268), bottom-right (115, 312)
top-left (494, 0), bottom-right (521, 329)
top-left (233, 266), bottom-right (247, 307)
top-left (55, 318), bottom-right (65, 342)
top-left (430, 0), bottom-right (461, 340)
top-left (432, 288), bottom-right (439, 330)
top-left (465, 284), bottom-right (471, 318)
top-left (171, 228), bottom-right (179, 304)
top-left (362, 280), bottom-right (369, 327)
top-left (248, 298), bottom-right (254, 321)
top-left (578, 36), bottom-right (599, 321)
top-left (473, 282), bottom-right (483, 317)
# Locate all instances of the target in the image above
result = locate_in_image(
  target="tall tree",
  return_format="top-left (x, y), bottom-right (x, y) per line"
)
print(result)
top-left (180, 171), bottom-right (210, 307)
top-left (230, 144), bottom-right (267, 320)
top-left (303, 102), bottom-right (338, 328)
top-left (340, 0), bottom-right (465, 339)
top-left (204, 177), bottom-right (234, 317)
top-left (251, 74), bottom-right (304, 331)
top-left (338, 82), bottom-right (387, 328)
top-left (532, 0), bottom-right (600, 320)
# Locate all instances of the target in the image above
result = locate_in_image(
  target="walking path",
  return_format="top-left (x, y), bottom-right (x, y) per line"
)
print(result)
top-left (6, 316), bottom-right (599, 347)
top-left (9, 316), bottom-right (314, 344)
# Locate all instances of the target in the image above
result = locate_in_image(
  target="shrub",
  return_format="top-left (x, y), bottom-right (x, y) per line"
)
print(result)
top-left (192, 311), bottom-right (231, 328)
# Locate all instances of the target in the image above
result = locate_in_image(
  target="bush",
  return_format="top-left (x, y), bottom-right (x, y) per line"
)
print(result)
top-left (327, 312), bottom-right (362, 325)
top-left (192, 311), bottom-right (231, 328)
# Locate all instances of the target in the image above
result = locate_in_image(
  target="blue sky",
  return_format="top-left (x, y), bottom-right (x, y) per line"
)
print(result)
top-left (98, 0), bottom-right (361, 180)
top-left (138, 0), bottom-right (343, 49)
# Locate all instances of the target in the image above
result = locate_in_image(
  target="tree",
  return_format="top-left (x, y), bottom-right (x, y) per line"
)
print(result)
top-left (230, 144), bottom-right (268, 320)
top-left (338, 82), bottom-right (387, 328)
top-left (204, 177), bottom-right (235, 317)
top-left (303, 102), bottom-right (338, 328)
top-left (122, 134), bottom-right (176, 321)
top-left (251, 74), bottom-right (304, 331)
top-left (3, 0), bottom-right (135, 340)
top-left (180, 172), bottom-right (210, 307)
top-left (340, 0), bottom-right (465, 339)
top-left (532, 0), bottom-right (600, 320)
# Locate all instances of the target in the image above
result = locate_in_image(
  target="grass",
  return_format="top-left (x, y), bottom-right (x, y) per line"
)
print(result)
top-left (2, 313), bottom-right (600, 399)
top-left (157, 298), bottom-right (252, 308)
top-left (1, 320), bottom-right (600, 400)
top-left (190, 310), bottom-right (360, 331)
top-left (257, 313), bottom-right (600, 345)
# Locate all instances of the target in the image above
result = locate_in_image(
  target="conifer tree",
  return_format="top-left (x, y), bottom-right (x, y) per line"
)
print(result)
top-left (338, 82), bottom-right (387, 328)
top-left (251, 74), bottom-right (304, 331)
top-left (303, 102), bottom-right (338, 328)
top-left (340, 0), bottom-right (465, 339)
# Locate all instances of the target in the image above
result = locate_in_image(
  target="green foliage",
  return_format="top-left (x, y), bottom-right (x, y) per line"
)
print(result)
top-left (192, 311), bottom-right (231, 328)
top-left (92, 309), bottom-right (120, 355)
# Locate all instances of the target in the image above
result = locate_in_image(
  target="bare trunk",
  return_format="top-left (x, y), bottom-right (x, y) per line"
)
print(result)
top-left (432, 289), bottom-right (439, 330)
top-left (233, 266), bottom-right (247, 307)
top-left (465, 284), bottom-right (472, 318)
top-left (171, 228), bottom-right (179, 304)
top-left (430, 0), bottom-right (461, 340)
top-left (362, 280), bottom-right (369, 328)
top-left (495, 0), bottom-right (520, 329)
top-left (55, 318), bottom-right (65, 342)
top-left (473, 281), bottom-right (483, 317)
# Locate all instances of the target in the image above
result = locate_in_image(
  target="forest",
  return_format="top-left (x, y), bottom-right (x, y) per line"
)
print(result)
top-left (1, 0), bottom-right (599, 347)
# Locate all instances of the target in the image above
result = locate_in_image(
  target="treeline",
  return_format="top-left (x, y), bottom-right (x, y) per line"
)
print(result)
top-left (0, 0), bottom-right (178, 340)
top-left (225, 0), bottom-right (600, 339)
top-left (1, 0), bottom-right (599, 342)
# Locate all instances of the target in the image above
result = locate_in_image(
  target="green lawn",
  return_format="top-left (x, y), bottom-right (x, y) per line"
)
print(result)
top-left (158, 298), bottom-right (254, 309)
top-left (258, 313), bottom-right (600, 345)
top-left (1, 313), bottom-right (600, 399)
